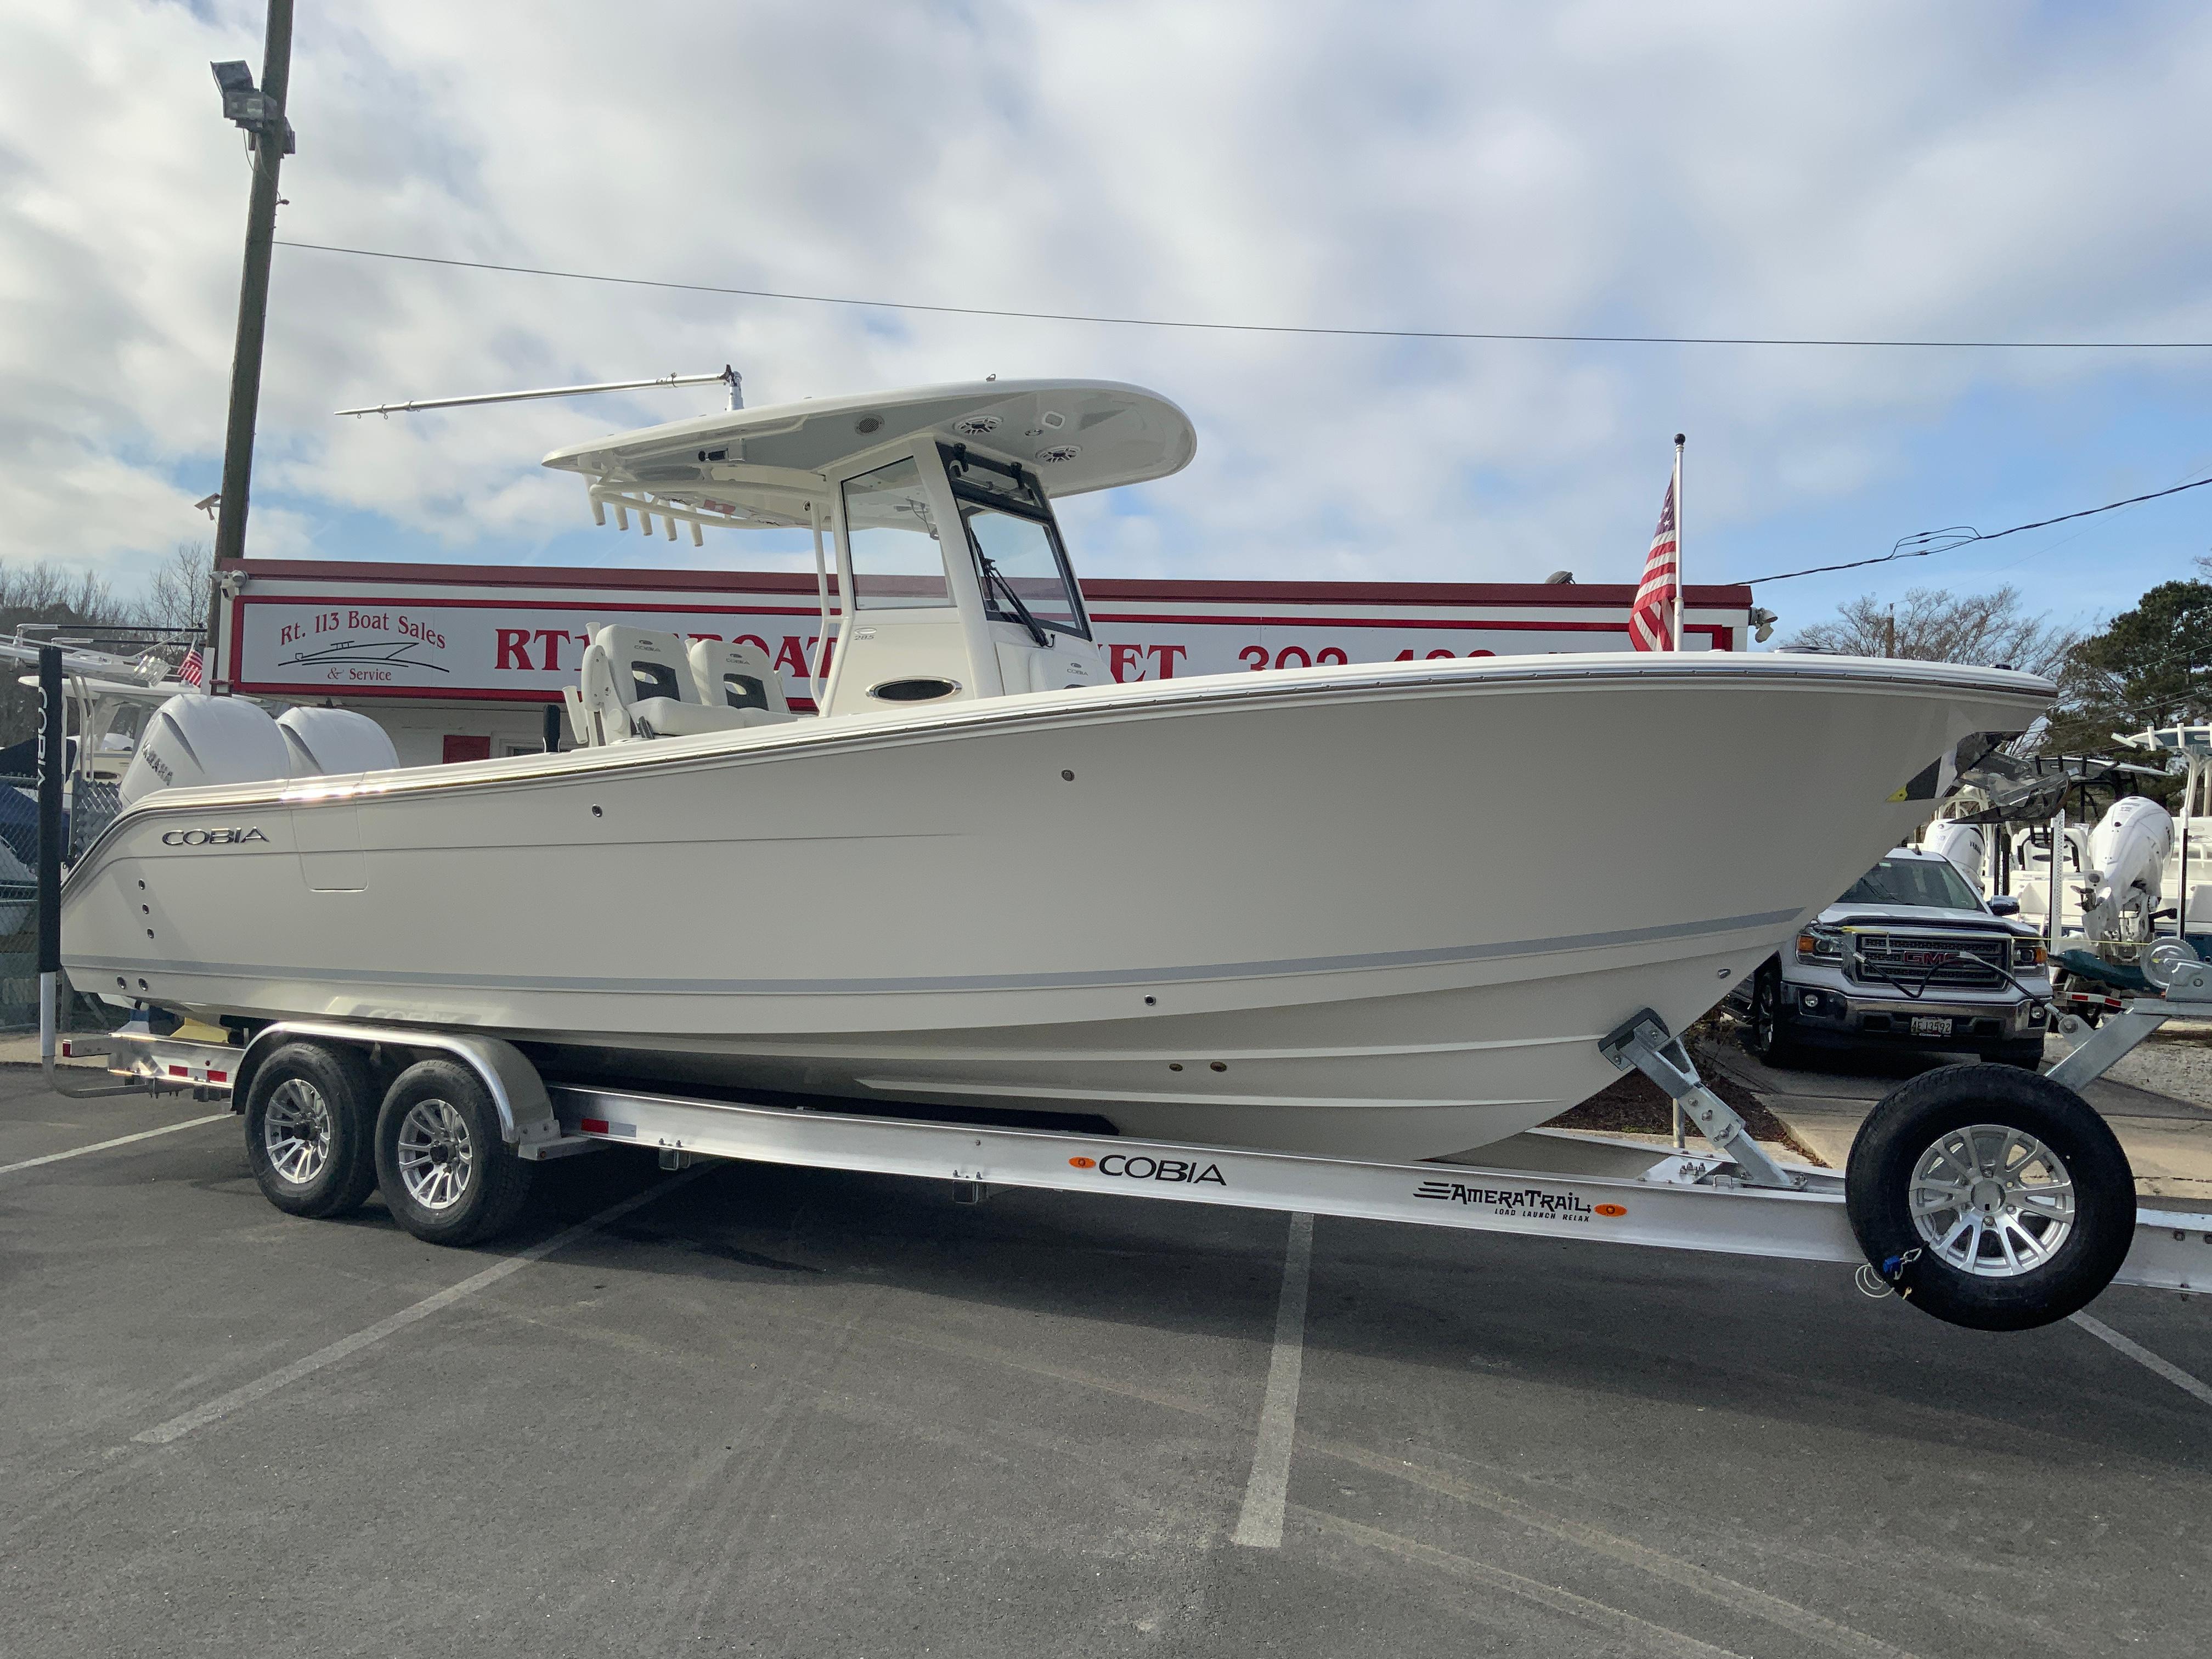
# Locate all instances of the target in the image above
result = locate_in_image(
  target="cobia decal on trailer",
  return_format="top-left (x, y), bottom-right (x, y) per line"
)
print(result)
top-left (1069, 1153), bottom-right (1229, 1185)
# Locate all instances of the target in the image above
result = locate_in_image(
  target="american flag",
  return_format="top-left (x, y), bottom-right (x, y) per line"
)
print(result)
top-left (1628, 473), bottom-right (1679, 652)
top-left (177, 648), bottom-right (204, 687)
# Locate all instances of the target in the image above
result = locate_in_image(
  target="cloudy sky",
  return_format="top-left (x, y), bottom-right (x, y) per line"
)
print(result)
top-left (6, 1), bottom-right (2211, 638)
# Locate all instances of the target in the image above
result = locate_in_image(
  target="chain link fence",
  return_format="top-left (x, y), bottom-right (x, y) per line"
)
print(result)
top-left (0, 773), bottom-right (39, 1030)
top-left (0, 774), bottom-right (128, 1031)
top-left (70, 777), bottom-right (123, 860)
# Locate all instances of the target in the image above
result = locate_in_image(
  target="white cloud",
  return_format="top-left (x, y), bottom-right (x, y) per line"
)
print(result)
top-left (1, 0), bottom-right (2208, 614)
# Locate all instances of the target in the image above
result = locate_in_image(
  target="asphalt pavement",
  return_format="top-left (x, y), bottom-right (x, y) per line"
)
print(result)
top-left (4, 1069), bottom-right (2210, 1658)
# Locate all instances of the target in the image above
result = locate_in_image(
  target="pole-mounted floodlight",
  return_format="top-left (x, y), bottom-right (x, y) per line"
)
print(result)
top-left (210, 58), bottom-right (295, 153)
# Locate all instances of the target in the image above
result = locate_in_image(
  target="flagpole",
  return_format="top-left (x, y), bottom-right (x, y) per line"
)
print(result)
top-left (1671, 433), bottom-right (1685, 650)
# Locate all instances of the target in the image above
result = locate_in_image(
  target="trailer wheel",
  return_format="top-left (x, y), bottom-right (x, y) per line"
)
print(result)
top-left (243, 1042), bottom-right (380, 1219)
top-left (1846, 1064), bottom-right (2134, 1330)
top-left (373, 1059), bottom-right (535, 1246)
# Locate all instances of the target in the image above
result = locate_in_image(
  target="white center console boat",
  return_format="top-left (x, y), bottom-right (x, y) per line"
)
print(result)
top-left (51, 376), bottom-right (2211, 1334)
top-left (60, 379), bottom-right (2053, 1161)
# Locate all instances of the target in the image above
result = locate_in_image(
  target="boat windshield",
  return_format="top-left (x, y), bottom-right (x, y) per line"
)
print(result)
top-left (842, 455), bottom-right (951, 610)
top-left (1838, 856), bottom-right (1983, 912)
top-left (942, 445), bottom-right (1088, 639)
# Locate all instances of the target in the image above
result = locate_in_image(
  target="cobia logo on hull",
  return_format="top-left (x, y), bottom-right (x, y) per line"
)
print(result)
top-left (161, 827), bottom-right (269, 847)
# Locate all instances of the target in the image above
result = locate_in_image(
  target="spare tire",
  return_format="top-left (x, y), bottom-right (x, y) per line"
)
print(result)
top-left (1846, 1064), bottom-right (2134, 1331)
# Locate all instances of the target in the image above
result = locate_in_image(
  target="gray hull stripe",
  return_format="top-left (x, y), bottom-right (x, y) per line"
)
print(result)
top-left (74, 906), bottom-right (1799, 998)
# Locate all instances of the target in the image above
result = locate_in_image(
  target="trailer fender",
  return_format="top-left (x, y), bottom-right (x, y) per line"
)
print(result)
top-left (236, 1022), bottom-right (562, 1153)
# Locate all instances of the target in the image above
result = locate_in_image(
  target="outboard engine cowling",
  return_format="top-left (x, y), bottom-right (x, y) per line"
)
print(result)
top-left (276, 707), bottom-right (399, 776)
top-left (2080, 795), bottom-right (2173, 943)
top-left (1923, 819), bottom-right (1985, 892)
top-left (119, 695), bottom-right (293, 808)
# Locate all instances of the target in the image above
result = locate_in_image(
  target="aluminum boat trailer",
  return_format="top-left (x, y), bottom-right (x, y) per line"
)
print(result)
top-left (43, 954), bottom-right (2212, 1333)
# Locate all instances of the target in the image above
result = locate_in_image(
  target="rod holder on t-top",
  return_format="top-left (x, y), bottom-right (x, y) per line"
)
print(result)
top-left (334, 364), bottom-right (743, 419)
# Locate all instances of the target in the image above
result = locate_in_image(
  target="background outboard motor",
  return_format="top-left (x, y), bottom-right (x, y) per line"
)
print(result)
top-left (2079, 795), bottom-right (2173, 944)
top-left (1923, 819), bottom-right (1986, 893)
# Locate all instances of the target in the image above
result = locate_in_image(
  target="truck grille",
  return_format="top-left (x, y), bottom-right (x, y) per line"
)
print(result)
top-left (1852, 933), bottom-right (2010, 990)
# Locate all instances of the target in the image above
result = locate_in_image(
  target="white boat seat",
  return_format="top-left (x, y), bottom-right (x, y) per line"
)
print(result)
top-left (567, 641), bottom-right (634, 745)
top-left (595, 625), bottom-right (702, 706)
top-left (628, 698), bottom-right (789, 738)
top-left (564, 625), bottom-right (727, 746)
top-left (687, 639), bottom-right (792, 715)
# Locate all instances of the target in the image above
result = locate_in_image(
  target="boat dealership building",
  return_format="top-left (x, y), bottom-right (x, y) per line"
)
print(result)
top-left (210, 557), bottom-right (1756, 767)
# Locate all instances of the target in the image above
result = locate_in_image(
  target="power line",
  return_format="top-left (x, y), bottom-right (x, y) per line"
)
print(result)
top-left (1740, 474), bottom-right (2212, 584)
top-left (273, 239), bottom-right (2212, 351)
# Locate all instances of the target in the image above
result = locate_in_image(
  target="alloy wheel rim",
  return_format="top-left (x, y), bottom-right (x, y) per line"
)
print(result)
top-left (263, 1079), bottom-right (333, 1186)
top-left (1908, 1122), bottom-right (2075, 1277)
top-left (396, 1098), bottom-right (474, 1211)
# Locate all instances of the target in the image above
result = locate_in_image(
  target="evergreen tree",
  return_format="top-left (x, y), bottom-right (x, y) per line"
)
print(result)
top-left (2049, 580), bottom-right (2212, 753)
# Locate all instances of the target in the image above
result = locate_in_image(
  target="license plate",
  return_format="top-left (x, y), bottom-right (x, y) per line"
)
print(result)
top-left (1910, 1015), bottom-right (1953, 1037)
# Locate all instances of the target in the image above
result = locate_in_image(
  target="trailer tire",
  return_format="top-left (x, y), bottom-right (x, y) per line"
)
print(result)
top-left (1743, 960), bottom-right (1802, 1067)
top-left (1846, 1064), bottom-right (2134, 1331)
top-left (243, 1042), bottom-right (380, 1219)
top-left (374, 1059), bottom-right (535, 1246)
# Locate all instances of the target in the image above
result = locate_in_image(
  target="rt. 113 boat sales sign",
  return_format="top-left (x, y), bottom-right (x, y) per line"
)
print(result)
top-left (222, 563), bottom-right (1750, 709)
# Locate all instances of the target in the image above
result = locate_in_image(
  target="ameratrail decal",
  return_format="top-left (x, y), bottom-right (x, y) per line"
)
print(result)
top-left (1068, 1153), bottom-right (1227, 1186)
top-left (1414, 1180), bottom-right (1627, 1222)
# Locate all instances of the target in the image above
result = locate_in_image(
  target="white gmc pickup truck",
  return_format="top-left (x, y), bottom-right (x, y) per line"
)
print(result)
top-left (1730, 848), bottom-right (2053, 1069)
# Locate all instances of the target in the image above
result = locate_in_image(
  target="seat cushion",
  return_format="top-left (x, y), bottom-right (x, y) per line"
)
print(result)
top-left (628, 698), bottom-right (792, 738)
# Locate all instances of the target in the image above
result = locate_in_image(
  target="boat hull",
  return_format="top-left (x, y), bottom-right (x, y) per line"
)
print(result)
top-left (61, 653), bottom-right (2049, 1159)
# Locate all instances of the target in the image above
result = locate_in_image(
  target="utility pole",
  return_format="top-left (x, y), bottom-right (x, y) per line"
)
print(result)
top-left (1883, 603), bottom-right (1896, 658)
top-left (204, 1), bottom-right (297, 692)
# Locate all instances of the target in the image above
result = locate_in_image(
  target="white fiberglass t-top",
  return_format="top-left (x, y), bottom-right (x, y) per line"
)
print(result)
top-left (540, 379), bottom-right (1194, 726)
top-left (60, 378), bottom-right (2055, 1163)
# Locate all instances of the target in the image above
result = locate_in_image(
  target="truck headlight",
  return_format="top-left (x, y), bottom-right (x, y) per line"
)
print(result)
top-left (1796, 926), bottom-right (1844, 964)
top-left (2012, 940), bottom-right (2047, 969)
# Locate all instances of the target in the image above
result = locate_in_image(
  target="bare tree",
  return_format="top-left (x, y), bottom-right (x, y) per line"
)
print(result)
top-left (0, 561), bottom-right (144, 757)
top-left (139, 541), bottom-right (213, 637)
top-left (1782, 586), bottom-right (2078, 675)
top-left (0, 562), bottom-right (124, 627)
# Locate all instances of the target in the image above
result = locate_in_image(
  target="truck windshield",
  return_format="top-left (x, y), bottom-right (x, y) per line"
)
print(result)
top-left (1838, 857), bottom-right (1983, 912)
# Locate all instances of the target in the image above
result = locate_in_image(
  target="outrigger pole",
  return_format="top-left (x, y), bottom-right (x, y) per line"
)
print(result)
top-left (334, 366), bottom-right (744, 419)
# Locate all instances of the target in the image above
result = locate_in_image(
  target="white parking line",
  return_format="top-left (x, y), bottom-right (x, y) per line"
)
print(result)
top-left (1232, 1210), bottom-right (1315, 1549)
top-left (0, 1114), bottom-right (232, 1177)
top-left (134, 1170), bottom-right (704, 1446)
top-left (2072, 1311), bottom-right (2212, 1410)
